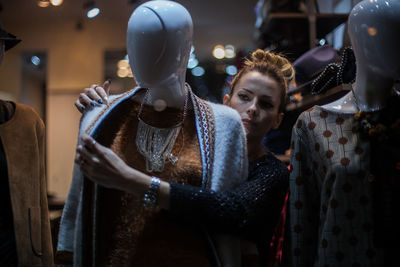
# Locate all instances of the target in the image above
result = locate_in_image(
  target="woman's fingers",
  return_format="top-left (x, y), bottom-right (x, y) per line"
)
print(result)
top-left (77, 145), bottom-right (94, 165)
top-left (74, 100), bottom-right (86, 113)
top-left (75, 80), bottom-right (111, 113)
top-left (81, 135), bottom-right (102, 154)
top-left (78, 91), bottom-right (96, 110)
top-left (101, 79), bottom-right (111, 103)
top-left (85, 86), bottom-right (104, 105)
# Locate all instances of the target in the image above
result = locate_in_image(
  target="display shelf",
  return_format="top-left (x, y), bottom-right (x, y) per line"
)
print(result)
top-left (256, 0), bottom-right (349, 50)
top-left (286, 84), bottom-right (351, 112)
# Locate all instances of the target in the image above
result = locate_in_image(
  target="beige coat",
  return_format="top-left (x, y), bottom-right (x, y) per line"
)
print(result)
top-left (0, 103), bottom-right (53, 266)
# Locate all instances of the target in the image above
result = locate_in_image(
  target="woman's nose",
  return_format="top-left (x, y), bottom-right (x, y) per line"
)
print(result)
top-left (246, 101), bottom-right (258, 117)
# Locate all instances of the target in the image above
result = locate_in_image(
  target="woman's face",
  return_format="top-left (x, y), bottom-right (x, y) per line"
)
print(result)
top-left (224, 71), bottom-right (283, 143)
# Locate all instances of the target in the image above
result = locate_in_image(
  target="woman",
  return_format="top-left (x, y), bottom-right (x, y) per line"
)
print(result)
top-left (76, 49), bottom-right (294, 266)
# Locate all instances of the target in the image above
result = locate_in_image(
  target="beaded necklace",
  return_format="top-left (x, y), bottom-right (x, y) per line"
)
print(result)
top-left (136, 87), bottom-right (188, 173)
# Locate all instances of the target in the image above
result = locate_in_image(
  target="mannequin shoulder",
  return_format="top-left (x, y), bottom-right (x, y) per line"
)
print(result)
top-left (15, 103), bottom-right (41, 120)
top-left (321, 91), bottom-right (358, 114)
top-left (80, 88), bottom-right (141, 134)
top-left (15, 103), bottom-right (44, 127)
top-left (207, 101), bottom-right (241, 123)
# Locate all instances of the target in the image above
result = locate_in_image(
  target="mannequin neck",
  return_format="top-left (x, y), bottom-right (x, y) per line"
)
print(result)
top-left (144, 76), bottom-right (187, 110)
top-left (353, 62), bottom-right (394, 112)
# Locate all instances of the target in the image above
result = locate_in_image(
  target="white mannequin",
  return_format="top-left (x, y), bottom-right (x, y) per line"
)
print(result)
top-left (58, 1), bottom-right (248, 266)
top-left (127, 0), bottom-right (192, 110)
top-left (287, 2), bottom-right (400, 266)
top-left (323, 0), bottom-right (400, 113)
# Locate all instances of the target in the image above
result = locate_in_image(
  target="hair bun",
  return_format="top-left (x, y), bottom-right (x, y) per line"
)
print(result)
top-left (245, 49), bottom-right (295, 85)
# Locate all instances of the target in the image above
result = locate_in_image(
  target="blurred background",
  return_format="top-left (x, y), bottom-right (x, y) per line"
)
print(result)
top-left (0, 0), bottom-right (359, 202)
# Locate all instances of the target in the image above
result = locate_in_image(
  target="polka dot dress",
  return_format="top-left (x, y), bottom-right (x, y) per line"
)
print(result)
top-left (287, 106), bottom-right (384, 266)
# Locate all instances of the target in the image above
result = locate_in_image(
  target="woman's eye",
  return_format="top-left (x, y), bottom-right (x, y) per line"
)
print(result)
top-left (238, 94), bottom-right (249, 101)
top-left (260, 101), bottom-right (273, 109)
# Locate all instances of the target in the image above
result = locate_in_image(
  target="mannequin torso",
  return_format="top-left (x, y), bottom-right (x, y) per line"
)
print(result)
top-left (58, 2), bottom-right (248, 265)
top-left (287, 1), bottom-right (400, 266)
top-left (90, 92), bottom-right (210, 266)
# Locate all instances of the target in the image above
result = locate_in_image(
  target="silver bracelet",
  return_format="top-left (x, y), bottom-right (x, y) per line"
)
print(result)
top-left (142, 176), bottom-right (161, 209)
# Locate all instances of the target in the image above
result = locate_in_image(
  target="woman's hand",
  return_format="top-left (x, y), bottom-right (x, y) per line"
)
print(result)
top-left (75, 80), bottom-right (111, 113)
top-left (76, 134), bottom-right (137, 192)
top-left (76, 134), bottom-right (171, 208)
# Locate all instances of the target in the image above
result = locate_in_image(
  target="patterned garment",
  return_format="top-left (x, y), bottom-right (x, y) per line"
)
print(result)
top-left (287, 105), bottom-right (384, 266)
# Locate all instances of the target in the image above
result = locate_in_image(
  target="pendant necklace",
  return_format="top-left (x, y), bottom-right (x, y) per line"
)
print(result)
top-left (135, 88), bottom-right (188, 173)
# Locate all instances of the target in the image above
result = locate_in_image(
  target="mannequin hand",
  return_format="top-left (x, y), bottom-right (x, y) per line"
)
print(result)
top-left (75, 80), bottom-right (111, 113)
top-left (76, 134), bottom-right (133, 192)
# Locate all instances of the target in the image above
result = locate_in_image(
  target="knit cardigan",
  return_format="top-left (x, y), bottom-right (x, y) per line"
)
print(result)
top-left (57, 87), bottom-right (248, 266)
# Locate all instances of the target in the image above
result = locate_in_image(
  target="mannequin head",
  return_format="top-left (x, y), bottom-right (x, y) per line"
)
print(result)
top-left (322, 0), bottom-right (400, 112)
top-left (127, 1), bottom-right (193, 93)
top-left (348, 0), bottom-right (400, 81)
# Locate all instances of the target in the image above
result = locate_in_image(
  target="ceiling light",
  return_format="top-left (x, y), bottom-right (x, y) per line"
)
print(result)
top-left (192, 66), bottom-right (205, 77)
top-left (118, 59), bottom-right (129, 69)
top-left (83, 1), bottom-right (100, 18)
top-left (117, 68), bottom-right (129, 78)
top-left (87, 8), bottom-right (100, 18)
top-left (37, 0), bottom-right (50, 7)
top-left (187, 58), bottom-right (198, 69)
top-left (212, 45), bottom-right (225, 59)
top-left (31, 56), bottom-right (41, 66)
top-left (225, 65), bottom-right (237, 76)
top-left (224, 45), bottom-right (236, 59)
top-left (50, 0), bottom-right (63, 6)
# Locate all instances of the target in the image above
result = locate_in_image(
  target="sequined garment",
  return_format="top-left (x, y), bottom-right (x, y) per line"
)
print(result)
top-left (95, 97), bottom-right (211, 267)
top-left (169, 153), bottom-right (289, 257)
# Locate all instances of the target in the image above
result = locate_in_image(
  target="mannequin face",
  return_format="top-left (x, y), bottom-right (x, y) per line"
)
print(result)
top-left (223, 71), bottom-right (284, 144)
top-left (127, 1), bottom-right (193, 90)
top-left (348, 0), bottom-right (400, 80)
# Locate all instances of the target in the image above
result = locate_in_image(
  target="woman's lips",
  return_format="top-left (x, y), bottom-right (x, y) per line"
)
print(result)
top-left (242, 119), bottom-right (253, 127)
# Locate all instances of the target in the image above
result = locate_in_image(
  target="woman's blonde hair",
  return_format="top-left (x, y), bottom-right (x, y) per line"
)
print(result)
top-left (230, 49), bottom-right (295, 112)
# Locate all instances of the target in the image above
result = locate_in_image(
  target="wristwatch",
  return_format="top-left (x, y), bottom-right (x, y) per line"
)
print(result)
top-left (142, 176), bottom-right (161, 209)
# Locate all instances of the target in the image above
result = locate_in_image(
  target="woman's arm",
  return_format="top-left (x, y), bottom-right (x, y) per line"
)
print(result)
top-left (78, 135), bottom-right (288, 242)
top-left (169, 156), bottom-right (288, 241)
top-left (77, 134), bottom-right (171, 209)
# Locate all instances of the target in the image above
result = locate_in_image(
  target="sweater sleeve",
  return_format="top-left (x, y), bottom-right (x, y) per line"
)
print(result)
top-left (286, 115), bottom-right (320, 267)
top-left (169, 155), bottom-right (289, 243)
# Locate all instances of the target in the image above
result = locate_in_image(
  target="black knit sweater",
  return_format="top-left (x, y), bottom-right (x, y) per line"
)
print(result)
top-left (169, 153), bottom-right (289, 262)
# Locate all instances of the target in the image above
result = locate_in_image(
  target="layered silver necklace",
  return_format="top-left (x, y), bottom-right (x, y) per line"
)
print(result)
top-left (135, 88), bottom-right (188, 173)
